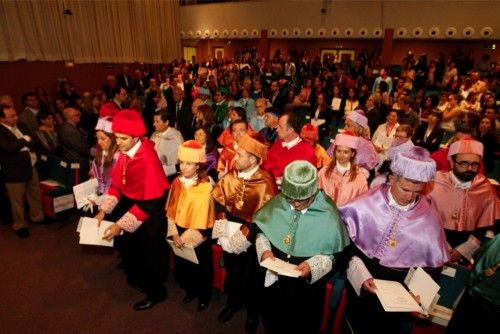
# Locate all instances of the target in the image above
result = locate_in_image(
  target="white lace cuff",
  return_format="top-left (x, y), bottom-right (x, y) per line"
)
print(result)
top-left (100, 195), bottom-right (118, 214)
top-left (229, 229), bottom-right (252, 254)
top-left (256, 233), bottom-right (272, 262)
top-left (305, 255), bottom-right (333, 284)
top-left (218, 236), bottom-right (233, 253)
top-left (212, 219), bottom-right (227, 239)
top-left (116, 212), bottom-right (143, 233)
top-left (167, 217), bottom-right (178, 237)
top-left (347, 256), bottom-right (373, 296)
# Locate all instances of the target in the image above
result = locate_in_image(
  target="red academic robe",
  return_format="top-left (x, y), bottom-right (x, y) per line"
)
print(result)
top-left (108, 138), bottom-right (170, 221)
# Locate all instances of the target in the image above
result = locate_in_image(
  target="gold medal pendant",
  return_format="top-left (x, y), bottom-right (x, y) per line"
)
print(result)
top-left (235, 200), bottom-right (244, 211)
top-left (283, 235), bottom-right (291, 245)
top-left (388, 239), bottom-right (397, 247)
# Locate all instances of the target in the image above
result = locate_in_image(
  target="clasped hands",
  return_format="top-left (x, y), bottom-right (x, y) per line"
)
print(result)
top-left (94, 210), bottom-right (122, 242)
top-left (261, 250), bottom-right (311, 278)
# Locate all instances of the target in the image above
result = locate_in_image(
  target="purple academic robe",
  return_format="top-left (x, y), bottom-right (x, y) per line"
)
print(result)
top-left (339, 184), bottom-right (449, 268)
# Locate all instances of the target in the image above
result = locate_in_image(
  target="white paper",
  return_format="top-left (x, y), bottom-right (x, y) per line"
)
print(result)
top-left (455, 235), bottom-right (481, 260)
top-left (53, 194), bottom-right (75, 213)
top-left (76, 217), bottom-right (84, 233)
top-left (311, 118), bottom-right (326, 127)
top-left (373, 279), bottom-right (422, 312)
top-left (73, 178), bottom-right (98, 209)
top-left (167, 239), bottom-right (199, 264)
top-left (79, 217), bottom-right (114, 247)
top-left (441, 266), bottom-right (457, 278)
top-left (260, 258), bottom-right (301, 278)
top-left (406, 267), bottom-right (441, 312)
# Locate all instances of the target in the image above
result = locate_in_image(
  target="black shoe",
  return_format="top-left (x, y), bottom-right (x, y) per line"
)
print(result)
top-left (217, 306), bottom-right (236, 323)
top-left (133, 296), bottom-right (166, 311)
top-left (182, 293), bottom-right (196, 304)
top-left (15, 228), bottom-right (30, 239)
top-left (196, 301), bottom-right (210, 312)
top-left (245, 316), bottom-right (259, 333)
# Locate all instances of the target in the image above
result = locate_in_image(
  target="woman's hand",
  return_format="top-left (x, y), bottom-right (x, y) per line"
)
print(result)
top-left (173, 234), bottom-right (184, 248)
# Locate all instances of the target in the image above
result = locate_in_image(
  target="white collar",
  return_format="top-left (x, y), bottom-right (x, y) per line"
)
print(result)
top-left (123, 139), bottom-right (141, 158)
top-left (282, 136), bottom-right (301, 149)
top-left (238, 165), bottom-right (259, 180)
top-left (257, 114), bottom-right (265, 120)
top-left (179, 175), bottom-right (198, 189)
top-left (27, 107), bottom-right (39, 115)
top-left (289, 205), bottom-right (308, 214)
top-left (161, 127), bottom-right (173, 138)
top-left (449, 171), bottom-right (472, 190)
top-left (387, 187), bottom-right (416, 211)
top-left (335, 162), bottom-right (351, 175)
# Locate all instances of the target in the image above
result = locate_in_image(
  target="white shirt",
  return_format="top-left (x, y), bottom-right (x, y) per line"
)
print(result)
top-left (281, 136), bottom-right (301, 149)
top-left (124, 139), bottom-right (141, 159)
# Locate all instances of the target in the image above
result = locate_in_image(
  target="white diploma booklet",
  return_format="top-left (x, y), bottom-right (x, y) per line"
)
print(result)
top-left (373, 279), bottom-right (422, 312)
top-left (167, 239), bottom-right (199, 264)
top-left (260, 258), bottom-right (301, 278)
top-left (455, 235), bottom-right (481, 260)
top-left (404, 267), bottom-right (441, 313)
top-left (73, 178), bottom-right (98, 209)
top-left (79, 217), bottom-right (114, 247)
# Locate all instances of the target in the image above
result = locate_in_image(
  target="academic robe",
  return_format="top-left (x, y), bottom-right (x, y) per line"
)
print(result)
top-left (211, 167), bottom-right (277, 316)
top-left (445, 235), bottom-right (500, 334)
top-left (339, 185), bottom-right (449, 334)
top-left (318, 166), bottom-right (368, 206)
top-left (428, 171), bottom-right (499, 247)
top-left (166, 177), bottom-right (215, 302)
top-left (254, 192), bottom-right (350, 334)
top-left (263, 139), bottom-right (316, 181)
top-left (104, 139), bottom-right (170, 300)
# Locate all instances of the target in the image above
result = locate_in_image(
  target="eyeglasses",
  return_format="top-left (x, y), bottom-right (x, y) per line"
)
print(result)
top-left (455, 160), bottom-right (480, 169)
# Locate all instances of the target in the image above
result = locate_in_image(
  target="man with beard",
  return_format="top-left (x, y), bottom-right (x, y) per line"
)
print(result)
top-left (428, 139), bottom-right (499, 262)
top-left (212, 134), bottom-right (277, 333)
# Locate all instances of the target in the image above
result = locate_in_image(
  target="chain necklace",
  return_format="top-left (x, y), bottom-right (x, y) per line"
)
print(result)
top-left (387, 208), bottom-right (404, 248)
top-left (234, 178), bottom-right (249, 211)
top-left (121, 156), bottom-right (131, 186)
top-left (283, 213), bottom-right (300, 259)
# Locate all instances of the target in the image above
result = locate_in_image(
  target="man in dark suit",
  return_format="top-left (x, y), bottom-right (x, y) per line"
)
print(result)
top-left (268, 80), bottom-right (287, 114)
top-left (58, 107), bottom-right (90, 181)
top-left (365, 95), bottom-right (382, 136)
top-left (170, 87), bottom-right (193, 140)
top-left (117, 65), bottom-right (133, 93)
top-left (0, 103), bottom-right (44, 238)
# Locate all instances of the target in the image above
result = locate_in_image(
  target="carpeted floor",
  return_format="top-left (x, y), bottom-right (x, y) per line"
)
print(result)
top-left (0, 215), bottom-right (264, 334)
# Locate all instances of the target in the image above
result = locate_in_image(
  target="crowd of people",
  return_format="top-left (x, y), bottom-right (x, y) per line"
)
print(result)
top-left (0, 46), bottom-right (499, 334)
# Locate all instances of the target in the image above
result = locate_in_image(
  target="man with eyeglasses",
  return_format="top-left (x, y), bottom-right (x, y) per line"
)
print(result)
top-left (254, 160), bottom-right (350, 333)
top-left (429, 139), bottom-right (499, 263)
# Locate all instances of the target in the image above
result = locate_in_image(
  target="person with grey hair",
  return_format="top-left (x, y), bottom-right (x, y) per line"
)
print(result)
top-left (58, 107), bottom-right (89, 180)
top-left (340, 147), bottom-right (449, 334)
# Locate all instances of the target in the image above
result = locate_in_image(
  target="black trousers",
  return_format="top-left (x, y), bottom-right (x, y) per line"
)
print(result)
top-left (173, 226), bottom-right (213, 304)
top-left (107, 193), bottom-right (169, 301)
top-left (261, 275), bottom-right (326, 334)
top-left (223, 244), bottom-right (263, 317)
